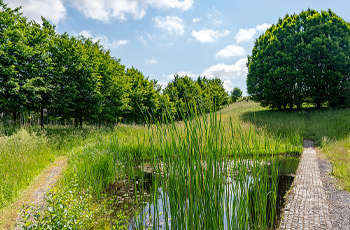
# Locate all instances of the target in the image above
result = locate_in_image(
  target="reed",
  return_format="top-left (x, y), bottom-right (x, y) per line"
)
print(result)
top-left (132, 106), bottom-right (290, 229)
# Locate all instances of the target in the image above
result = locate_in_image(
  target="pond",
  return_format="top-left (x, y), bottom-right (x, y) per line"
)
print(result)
top-left (119, 156), bottom-right (299, 230)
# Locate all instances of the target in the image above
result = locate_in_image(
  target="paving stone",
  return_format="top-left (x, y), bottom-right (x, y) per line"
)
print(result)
top-left (279, 140), bottom-right (332, 230)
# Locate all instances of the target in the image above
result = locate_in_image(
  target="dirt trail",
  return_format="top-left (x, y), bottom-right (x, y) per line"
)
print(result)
top-left (0, 156), bottom-right (68, 229)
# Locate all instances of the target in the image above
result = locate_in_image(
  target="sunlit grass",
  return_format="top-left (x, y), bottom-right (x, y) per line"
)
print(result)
top-left (323, 136), bottom-right (350, 191)
top-left (241, 102), bottom-right (350, 192)
top-left (0, 129), bottom-right (54, 209)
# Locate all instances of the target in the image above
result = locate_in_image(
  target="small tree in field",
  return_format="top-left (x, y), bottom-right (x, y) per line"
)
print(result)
top-left (231, 87), bottom-right (242, 103)
top-left (247, 9), bottom-right (350, 109)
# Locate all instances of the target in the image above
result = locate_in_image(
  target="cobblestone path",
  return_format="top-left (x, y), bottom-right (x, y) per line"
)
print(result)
top-left (279, 140), bottom-right (332, 230)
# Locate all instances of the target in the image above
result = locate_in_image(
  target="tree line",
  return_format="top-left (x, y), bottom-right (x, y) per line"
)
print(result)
top-left (0, 2), bottom-right (230, 127)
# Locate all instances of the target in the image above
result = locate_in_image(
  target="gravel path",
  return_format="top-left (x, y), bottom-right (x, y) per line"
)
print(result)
top-left (318, 156), bottom-right (350, 230)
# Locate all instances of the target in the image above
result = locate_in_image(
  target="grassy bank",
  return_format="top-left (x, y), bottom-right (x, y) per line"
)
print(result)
top-left (241, 102), bottom-right (350, 191)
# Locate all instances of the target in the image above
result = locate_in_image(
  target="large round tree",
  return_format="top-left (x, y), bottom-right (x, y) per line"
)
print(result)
top-left (247, 9), bottom-right (350, 109)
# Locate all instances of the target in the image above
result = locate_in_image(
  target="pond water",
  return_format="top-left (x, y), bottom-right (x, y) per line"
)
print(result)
top-left (122, 156), bottom-right (299, 230)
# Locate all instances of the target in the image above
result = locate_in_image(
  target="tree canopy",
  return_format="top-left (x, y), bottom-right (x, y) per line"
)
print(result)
top-left (164, 75), bottom-right (229, 119)
top-left (231, 87), bottom-right (242, 102)
top-left (247, 9), bottom-right (350, 109)
top-left (0, 2), bottom-right (230, 126)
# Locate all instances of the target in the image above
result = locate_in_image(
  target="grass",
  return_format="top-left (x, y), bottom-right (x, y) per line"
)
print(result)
top-left (0, 129), bottom-right (55, 209)
top-left (0, 125), bottom-right (140, 213)
top-left (241, 105), bottom-right (350, 146)
top-left (0, 156), bottom-right (67, 229)
top-left (241, 102), bottom-right (350, 191)
top-left (3, 101), bottom-right (350, 229)
top-left (18, 103), bottom-right (298, 229)
top-left (323, 137), bottom-right (350, 191)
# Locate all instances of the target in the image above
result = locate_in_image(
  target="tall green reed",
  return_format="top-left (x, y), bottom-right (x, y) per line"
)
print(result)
top-left (133, 106), bottom-right (284, 229)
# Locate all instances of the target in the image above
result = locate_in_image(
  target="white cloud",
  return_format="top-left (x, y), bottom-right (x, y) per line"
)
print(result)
top-left (7, 0), bottom-right (66, 24)
top-left (137, 35), bottom-right (147, 46)
top-left (6, 0), bottom-right (194, 23)
top-left (192, 17), bottom-right (201, 23)
top-left (213, 20), bottom-right (223, 26)
top-left (147, 0), bottom-right (193, 11)
top-left (202, 58), bottom-right (248, 80)
top-left (153, 16), bottom-right (184, 35)
top-left (235, 23), bottom-right (272, 43)
top-left (256, 23), bottom-right (271, 32)
top-left (69, 0), bottom-right (193, 22)
top-left (79, 30), bottom-right (128, 49)
top-left (223, 80), bottom-right (233, 92)
top-left (215, 45), bottom-right (246, 59)
top-left (146, 59), bottom-right (158, 65)
top-left (158, 81), bottom-right (168, 89)
top-left (235, 28), bottom-right (257, 43)
top-left (191, 29), bottom-right (230, 43)
top-left (168, 71), bottom-right (197, 79)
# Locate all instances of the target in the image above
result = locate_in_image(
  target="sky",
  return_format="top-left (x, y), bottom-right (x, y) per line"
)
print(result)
top-left (5, 0), bottom-right (350, 95)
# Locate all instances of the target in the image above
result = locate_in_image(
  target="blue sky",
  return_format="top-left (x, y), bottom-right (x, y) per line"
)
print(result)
top-left (6, 0), bottom-right (350, 95)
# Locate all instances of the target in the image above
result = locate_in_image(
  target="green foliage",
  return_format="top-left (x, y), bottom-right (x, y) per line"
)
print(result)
top-left (20, 182), bottom-right (129, 229)
top-left (0, 3), bottom-right (231, 126)
top-left (48, 34), bottom-right (101, 127)
top-left (125, 67), bottom-right (161, 123)
top-left (247, 9), bottom-right (350, 109)
top-left (164, 75), bottom-right (229, 119)
top-left (231, 87), bottom-right (243, 102)
top-left (0, 3), bottom-right (164, 127)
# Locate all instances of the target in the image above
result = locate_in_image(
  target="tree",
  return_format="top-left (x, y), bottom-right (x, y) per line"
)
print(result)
top-left (247, 9), bottom-right (350, 109)
top-left (164, 75), bottom-right (229, 118)
top-left (49, 34), bottom-right (101, 127)
top-left (125, 67), bottom-right (160, 123)
top-left (231, 87), bottom-right (242, 102)
top-left (0, 2), bottom-right (51, 125)
top-left (164, 74), bottom-right (202, 118)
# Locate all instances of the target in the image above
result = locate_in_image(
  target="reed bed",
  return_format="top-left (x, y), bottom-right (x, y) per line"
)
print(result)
top-left (126, 108), bottom-right (298, 229)
top-left (18, 103), bottom-right (303, 229)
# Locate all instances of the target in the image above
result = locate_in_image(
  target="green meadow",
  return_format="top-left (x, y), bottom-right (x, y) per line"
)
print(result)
top-left (0, 101), bottom-right (349, 229)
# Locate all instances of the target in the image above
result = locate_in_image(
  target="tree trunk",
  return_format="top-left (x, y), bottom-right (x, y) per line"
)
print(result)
top-left (289, 103), bottom-right (293, 110)
top-left (40, 108), bottom-right (44, 128)
top-left (79, 114), bottom-right (83, 129)
top-left (13, 111), bottom-right (16, 126)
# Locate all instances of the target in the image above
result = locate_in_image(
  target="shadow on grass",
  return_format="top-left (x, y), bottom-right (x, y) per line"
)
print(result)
top-left (240, 107), bottom-right (350, 146)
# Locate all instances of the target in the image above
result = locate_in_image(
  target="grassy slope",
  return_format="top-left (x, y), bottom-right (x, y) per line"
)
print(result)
top-left (239, 102), bottom-right (350, 191)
